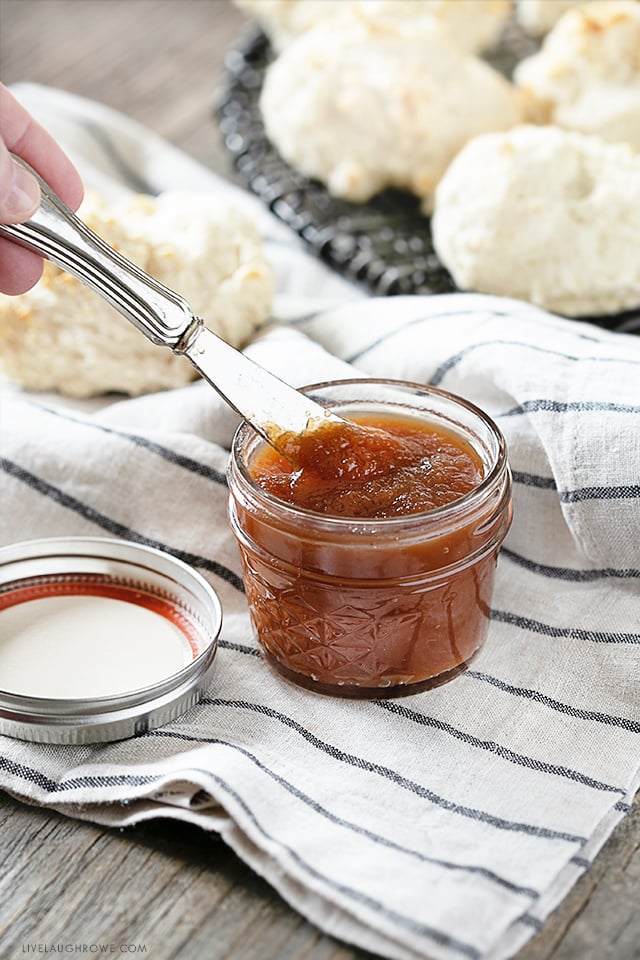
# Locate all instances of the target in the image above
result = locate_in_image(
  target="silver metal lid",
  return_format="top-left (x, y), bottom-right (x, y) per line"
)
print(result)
top-left (0, 537), bottom-right (222, 744)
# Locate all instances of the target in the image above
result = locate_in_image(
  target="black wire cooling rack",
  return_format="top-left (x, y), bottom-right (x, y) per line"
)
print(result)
top-left (216, 24), bottom-right (640, 334)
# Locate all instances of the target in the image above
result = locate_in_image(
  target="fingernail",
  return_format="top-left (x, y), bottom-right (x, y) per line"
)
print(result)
top-left (3, 159), bottom-right (41, 221)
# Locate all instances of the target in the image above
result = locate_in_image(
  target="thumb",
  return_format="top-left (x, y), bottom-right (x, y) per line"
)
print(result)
top-left (0, 152), bottom-right (41, 224)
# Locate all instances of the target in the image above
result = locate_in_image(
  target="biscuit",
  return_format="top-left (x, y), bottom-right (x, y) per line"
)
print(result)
top-left (0, 191), bottom-right (274, 397)
top-left (432, 125), bottom-right (640, 316)
top-left (260, 14), bottom-right (522, 212)
top-left (515, 0), bottom-right (592, 36)
top-left (514, 1), bottom-right (640, 150)
top-left (235, 0), bottom-right (511, 54)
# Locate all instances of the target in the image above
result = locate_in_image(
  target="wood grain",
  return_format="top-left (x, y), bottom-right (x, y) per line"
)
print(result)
top-left (1, 2), bottom-right (639, 958)
top-left (0, 0), bottom-right (246, 178)
top-left (0, 794), bottom-right (373, 959)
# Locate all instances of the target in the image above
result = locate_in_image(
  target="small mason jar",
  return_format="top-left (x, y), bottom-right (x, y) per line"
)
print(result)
top-left (227, 379), bottom-right (512, 698)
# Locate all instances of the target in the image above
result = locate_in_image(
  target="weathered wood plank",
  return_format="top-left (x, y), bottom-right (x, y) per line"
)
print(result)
top-left (2, 789), bottom-right (638, 959)
top-left (1, 0), bottom-right (246, 177)
top-left (520, 792), bottom-right (640, 960)
top-left (0, 795), bottom-right (376, 959)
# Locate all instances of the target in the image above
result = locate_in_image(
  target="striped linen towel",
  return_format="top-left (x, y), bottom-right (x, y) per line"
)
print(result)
top-left (1, 84), bottom-right (639, 960)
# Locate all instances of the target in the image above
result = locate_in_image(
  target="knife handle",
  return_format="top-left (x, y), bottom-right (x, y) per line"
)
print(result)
top-left (0, 155), bottom-right (196, 349)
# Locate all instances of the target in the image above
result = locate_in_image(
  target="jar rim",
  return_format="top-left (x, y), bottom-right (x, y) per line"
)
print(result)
top-left (230, 377), bottom-right (510, 531)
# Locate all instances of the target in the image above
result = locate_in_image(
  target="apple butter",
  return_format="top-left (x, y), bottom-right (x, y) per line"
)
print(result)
top-left (228, 379), bottom-right (512, 697)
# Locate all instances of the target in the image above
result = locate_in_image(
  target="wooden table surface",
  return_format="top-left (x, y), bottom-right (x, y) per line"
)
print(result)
top-left (1, 3), bottom-right (639, 959)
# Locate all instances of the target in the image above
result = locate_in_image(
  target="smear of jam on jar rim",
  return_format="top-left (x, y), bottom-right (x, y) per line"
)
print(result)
top-left (251, 412), bottom-right (485, 519)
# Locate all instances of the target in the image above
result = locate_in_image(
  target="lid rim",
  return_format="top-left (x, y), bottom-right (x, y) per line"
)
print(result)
top-left (0, 536), bottom-right (222, 743)
top-left (0, 656), bottom-right (216, 744)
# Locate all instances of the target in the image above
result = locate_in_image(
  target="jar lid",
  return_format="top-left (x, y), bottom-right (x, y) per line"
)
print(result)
top-left (0, 537), bottom-right (222, 744)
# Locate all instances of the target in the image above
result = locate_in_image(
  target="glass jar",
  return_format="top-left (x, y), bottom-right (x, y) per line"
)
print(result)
top-left (227, 379), bottom-right (512, 698)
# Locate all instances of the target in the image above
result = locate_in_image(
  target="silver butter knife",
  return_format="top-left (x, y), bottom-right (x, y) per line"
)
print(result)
top-left (0, 157), bottom-right (343, 456)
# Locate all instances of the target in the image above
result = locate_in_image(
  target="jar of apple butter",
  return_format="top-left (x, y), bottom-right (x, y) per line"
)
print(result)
top-left (227, 379), bottom-right (512, 697)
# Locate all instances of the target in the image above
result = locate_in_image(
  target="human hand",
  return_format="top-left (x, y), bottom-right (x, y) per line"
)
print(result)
top-left (0, 83), bottom-right (84, 295)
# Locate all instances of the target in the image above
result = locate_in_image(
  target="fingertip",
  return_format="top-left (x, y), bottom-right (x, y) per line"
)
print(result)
top-left (0, 158), bottom-right (41, 224)
top-left (0, 238), bottom-right (44, 295)
top-left (65, 169), bottom-right (85, 213)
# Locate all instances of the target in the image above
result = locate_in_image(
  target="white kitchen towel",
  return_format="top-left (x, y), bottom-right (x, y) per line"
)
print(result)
top-left (1, 85), bottom-right (639, 960)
